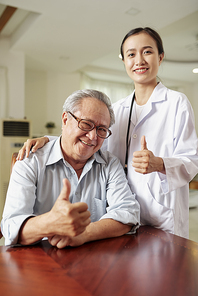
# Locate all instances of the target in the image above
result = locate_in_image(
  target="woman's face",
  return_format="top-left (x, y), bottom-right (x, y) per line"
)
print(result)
top-left (122, 32), bottom-right (164, 88)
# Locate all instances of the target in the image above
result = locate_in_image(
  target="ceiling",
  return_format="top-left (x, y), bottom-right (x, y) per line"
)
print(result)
top-left (0, 0), bottom-right (198, 84)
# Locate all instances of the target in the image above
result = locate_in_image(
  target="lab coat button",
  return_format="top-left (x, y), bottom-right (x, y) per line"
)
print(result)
top-left (133, 134), bottom-right (137, 139)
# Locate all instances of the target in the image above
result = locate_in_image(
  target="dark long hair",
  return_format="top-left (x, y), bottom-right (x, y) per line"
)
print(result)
top-left (120, 27), bottom-right (164, 60)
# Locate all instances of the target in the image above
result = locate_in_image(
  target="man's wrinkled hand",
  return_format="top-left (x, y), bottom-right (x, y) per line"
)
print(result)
top-left (48, 231), bottom-right (86, 249)
top-left (48, 179), bottom-right (91, 238)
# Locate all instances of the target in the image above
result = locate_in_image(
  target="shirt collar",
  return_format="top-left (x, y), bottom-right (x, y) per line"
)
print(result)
top-left (120, 82), bottom-right (166, 108)
top-left (81, 150), bottom-right (106, 169)
top-left (46, 136), bottom-right (64, 166)
top-left (149, 82), bottom-right (167, 103)
top-left (94, 149), bottom-right (106, 164)
top-left (120, 91), bottom-right (135, 108)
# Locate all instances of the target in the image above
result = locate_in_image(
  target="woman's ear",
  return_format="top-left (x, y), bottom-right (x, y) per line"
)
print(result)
top-left (159, 52), bottom-right (164, 65)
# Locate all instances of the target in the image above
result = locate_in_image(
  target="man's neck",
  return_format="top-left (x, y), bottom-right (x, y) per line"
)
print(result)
top-left (62, 150), bottom-right (87, 178)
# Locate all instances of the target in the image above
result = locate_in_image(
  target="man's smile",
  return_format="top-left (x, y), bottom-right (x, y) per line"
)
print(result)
top-left (80, 139), bottom-right (94, 147)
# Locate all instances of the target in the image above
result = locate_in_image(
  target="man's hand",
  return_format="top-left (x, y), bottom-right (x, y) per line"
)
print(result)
top-left (48, 235), bottom-right (72, 249)
top-left (18, 179), bottom-right (91, 246)
top-left (17, 137), bottom-right (49, 160)
top-left (132, 135), bottom-right (165, 174)
top-left (48, 232), bottom-right (86, 249)
top-left (48, 179), bottom-right (91, 237)
top-left (48, 218), bottom-right (132, 249)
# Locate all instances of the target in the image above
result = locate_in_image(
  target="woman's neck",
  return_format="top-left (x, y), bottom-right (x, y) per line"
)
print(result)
top-left (134, 81), bottom-right (158, 106)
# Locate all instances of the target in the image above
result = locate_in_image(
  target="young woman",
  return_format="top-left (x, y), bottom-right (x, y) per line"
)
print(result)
top-left (18, 27), bottom-right (198, 238)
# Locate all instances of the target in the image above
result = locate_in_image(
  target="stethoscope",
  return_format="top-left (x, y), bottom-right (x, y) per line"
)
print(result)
top-left (124, 92), bottom-right (135, 176)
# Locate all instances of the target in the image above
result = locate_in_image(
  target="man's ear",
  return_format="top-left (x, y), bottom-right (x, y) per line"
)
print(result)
top-left (62, 112), bottom-right (68, 126)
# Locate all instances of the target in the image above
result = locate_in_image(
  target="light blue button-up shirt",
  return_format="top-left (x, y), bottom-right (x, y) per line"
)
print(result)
top-left (1, 137), bottom-right (140, 245)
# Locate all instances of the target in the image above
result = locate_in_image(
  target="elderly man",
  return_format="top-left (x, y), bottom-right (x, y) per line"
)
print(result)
top-left (1, 90), bottom-right (140, 248)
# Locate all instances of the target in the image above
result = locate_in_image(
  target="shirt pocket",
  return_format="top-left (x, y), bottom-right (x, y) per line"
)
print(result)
top-left (90, 197), bottom-right (107, 222)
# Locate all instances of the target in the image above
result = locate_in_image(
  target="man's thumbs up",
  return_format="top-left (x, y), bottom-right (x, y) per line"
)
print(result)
top-left (141, 135), bottom-right (148, 151)
top-left (59, 178), bottom-right (71, 202)
top-left (49, 178), bottom-right (91, 238)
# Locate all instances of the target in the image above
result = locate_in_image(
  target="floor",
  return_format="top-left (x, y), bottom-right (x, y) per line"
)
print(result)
top-left (1, 192), bottom-right (198, 246)
top-left (189, 206), bottom-right (198, 243)
top-left (189, 189), bottom-right (198, 243)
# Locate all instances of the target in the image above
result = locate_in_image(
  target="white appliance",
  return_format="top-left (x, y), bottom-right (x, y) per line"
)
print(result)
top-left (0, 119), bottom-right (31, 219)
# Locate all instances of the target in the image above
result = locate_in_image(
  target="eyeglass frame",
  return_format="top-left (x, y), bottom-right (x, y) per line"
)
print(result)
top-left (67, 111), bottom-right (112, 139)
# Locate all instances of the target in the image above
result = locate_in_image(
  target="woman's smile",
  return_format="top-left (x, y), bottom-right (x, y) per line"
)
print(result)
top-left (134, 67), bottom-right (149, 74)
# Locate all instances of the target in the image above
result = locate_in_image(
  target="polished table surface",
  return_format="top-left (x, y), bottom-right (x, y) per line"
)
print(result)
top-left (0, 226), bottom-right (198, 296)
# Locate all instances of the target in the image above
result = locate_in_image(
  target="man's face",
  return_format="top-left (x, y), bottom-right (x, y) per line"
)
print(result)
top-left (61, 97), bottom-right (111, 165)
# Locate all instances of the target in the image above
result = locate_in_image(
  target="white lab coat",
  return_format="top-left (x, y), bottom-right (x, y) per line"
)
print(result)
top-left (104, 82), bottom-right (198, 238)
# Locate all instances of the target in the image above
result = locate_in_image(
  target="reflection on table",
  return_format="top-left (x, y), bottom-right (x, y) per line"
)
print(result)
top-left (0, 226), bottom-right (198, 296)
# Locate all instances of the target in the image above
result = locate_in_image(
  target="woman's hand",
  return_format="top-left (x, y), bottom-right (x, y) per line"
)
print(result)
top-left (17, 137), bottom-right (49, 160)
top-left (132, 135), bottom-right (165, 174)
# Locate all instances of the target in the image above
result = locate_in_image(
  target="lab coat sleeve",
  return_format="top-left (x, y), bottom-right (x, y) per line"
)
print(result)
top-left (159, 98), bottom-right (198, 193)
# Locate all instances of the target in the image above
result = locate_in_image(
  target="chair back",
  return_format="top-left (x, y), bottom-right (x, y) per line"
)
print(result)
top-left (11, 152), bottom-right (18, 173)
top-left (189, 181), bottom-right (198, 190)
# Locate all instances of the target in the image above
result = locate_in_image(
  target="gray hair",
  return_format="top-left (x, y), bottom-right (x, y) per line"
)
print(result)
top-left (63, 89), bottom-right (115, 127)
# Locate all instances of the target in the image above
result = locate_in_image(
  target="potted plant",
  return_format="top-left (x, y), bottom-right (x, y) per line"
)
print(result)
top-left (45, 122), bottom-right (56, 134)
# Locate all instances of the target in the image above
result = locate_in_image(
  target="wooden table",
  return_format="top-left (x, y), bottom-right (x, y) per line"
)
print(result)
top-left (0, 226), bottom-right (198, 296)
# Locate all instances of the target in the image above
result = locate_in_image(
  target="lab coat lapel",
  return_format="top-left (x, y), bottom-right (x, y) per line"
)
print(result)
top-left (136, 82), bottom-right (166, 127)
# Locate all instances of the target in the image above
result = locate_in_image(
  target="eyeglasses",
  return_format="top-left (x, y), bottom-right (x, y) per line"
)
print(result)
top-left (68, 111), bottom-right (112, 139)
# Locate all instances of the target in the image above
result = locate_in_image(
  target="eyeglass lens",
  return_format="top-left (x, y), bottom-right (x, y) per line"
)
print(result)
top-left (79, 120), bottom-right (109, 138)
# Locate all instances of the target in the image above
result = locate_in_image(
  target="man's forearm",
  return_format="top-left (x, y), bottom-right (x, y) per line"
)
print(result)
top-left (18, 213), bottom-right (52, 245)
top-left (18, 196), bottom-right (91, 246)
top-left (69, 219), bottom-right (131, 247)
top-left (85, 219), bottom-right (131, 241)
